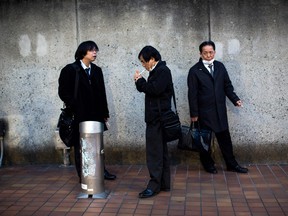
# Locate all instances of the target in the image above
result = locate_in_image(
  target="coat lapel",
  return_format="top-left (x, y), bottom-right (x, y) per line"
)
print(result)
top-left (198, 62), bottom-right (212, 77)
top-left (212, 61), bottom-right (219, 79)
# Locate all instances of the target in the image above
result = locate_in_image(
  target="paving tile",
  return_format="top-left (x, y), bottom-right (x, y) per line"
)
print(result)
top-left (0, 164), bottom-right (287, 215)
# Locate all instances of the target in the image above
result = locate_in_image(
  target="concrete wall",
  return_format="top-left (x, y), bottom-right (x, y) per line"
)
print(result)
top-left (0, 0), bottom-right (287, 165)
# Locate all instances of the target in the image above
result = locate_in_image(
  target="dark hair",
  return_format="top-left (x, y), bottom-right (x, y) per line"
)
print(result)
top-left (199, 41), bottom-right (215, 52)
top-left (138, 46), bottom-right (161, 62)
top-left (74, 40), bottom-right (99, 60)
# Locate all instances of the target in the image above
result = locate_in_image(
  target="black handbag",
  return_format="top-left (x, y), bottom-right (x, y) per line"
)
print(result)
top-left (57, 107), bottom-right (75, 147)
top-left (177, 122), bottom-right (212, 152)
top-left (57, 63), bottom-right (80, 147)
top-left (158, 84), bottom-right (182, 142)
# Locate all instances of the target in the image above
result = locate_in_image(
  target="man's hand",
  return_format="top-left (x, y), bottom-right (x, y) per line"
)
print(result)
top-left (134, 70), bottom-right (142, 82)
top-left (236, 100), bottom-right (243, 107)
top-left (191, 117), bottom-right (198, 122)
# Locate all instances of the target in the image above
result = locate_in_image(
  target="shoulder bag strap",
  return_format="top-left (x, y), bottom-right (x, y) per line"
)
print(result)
top-left (63, 63), bottom-right (80, 109)
top-left (171, 83), bottom-right (178, 114)
top-left (157, 83), bottom-right (178, 117)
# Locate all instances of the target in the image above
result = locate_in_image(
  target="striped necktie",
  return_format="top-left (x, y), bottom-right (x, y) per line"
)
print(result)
top-left (208, 64), bottom-right (214, 77)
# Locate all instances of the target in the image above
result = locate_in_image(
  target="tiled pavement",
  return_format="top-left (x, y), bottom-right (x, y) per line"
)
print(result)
top-left (0, 164), bottom-right (287, 216)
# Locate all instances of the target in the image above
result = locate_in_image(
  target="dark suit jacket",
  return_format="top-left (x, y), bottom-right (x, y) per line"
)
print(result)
top-left (187, 59), bottom-right (240, 132)
top-left (135, 61), bottom-right (173, 123)
top-left (58, 60), bottom-right (109, 125)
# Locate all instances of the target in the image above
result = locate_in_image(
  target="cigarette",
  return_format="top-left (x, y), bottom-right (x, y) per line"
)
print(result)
top-left (139, 69), bottom-right (146, 75)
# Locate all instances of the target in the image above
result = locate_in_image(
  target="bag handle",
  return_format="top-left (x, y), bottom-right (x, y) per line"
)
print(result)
top-left (190, 121), bottom-right (202, 132)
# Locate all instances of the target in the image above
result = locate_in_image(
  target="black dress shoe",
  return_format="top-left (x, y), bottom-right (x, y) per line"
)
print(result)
top-left (227, 165), bottom-right (248, 173)
top-left (104, 169), bottom-right (116, 180)
top-left (204, 166), bottom-right (218, 174)
top-left (139, 189), bottom-right (158, 198)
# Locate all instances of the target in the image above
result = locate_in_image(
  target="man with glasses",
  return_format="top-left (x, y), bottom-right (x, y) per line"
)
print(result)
top-left (187, 40), bottom-right (248, 174)
top-left (58, 40), bottom-right (116, 183)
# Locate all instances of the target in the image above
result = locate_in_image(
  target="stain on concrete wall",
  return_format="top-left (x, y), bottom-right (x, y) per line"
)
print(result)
top-left (0, 0), bottom-right (287, 165)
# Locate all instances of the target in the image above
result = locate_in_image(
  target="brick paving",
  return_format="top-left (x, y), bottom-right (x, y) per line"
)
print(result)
top-left (0, 164), bottom-right (287, 216)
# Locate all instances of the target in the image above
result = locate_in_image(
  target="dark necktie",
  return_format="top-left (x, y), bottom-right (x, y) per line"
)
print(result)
top-left (85, 68), bottom-right (90, 79)
top-left (208, 64), bottom-right (214, 77)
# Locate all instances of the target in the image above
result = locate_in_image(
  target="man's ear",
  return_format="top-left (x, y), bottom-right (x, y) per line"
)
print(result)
top-left (150, 57), bottom-right (156, 63)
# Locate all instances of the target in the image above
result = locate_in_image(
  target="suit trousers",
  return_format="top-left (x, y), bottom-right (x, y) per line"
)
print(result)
top-left (145, 120), bottom-right (170, 192)
top-left (71, 124), bottom-right (81, 178)
top-left (199, 129), bottom-right (238, 168)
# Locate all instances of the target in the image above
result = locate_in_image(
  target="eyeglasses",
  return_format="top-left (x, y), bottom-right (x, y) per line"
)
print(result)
top-left (88, 48), bottom-right (98, 52)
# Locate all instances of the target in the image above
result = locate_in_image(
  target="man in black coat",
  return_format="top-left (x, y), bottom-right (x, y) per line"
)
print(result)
top-left (134, 46), bottom-right (173, 198)
top-left (188, 40), bottom-right (248, 174)
top-left (58, 40), bottom-right (116, 182)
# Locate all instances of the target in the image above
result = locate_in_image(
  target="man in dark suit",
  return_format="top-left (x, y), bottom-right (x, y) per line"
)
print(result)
top-left (58, 40), bottom-right (116, 182)
top-left (187, 40), bottom-right (248, 174)
top-left (134, 46), bottom-right (173, 198)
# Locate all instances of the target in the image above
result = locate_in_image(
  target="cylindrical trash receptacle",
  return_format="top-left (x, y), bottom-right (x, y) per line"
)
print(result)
top-left (77, 121), bottom-right (108, 199)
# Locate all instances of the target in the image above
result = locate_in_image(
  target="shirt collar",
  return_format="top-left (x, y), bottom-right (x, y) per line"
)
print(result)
top-left (202, 59), bottom-right (215, 65)
top-left (149, 61), bottom-right (159, 72)
top-left (80, 60), bottom-right (90, 70)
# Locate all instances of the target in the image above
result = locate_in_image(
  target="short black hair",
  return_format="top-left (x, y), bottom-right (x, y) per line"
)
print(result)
top-left (74, 40), bottom-right (99, 60)
top-left (138, 46), bottom-right (161, 62)
top-left (199, 41), bottom-right (215, 52)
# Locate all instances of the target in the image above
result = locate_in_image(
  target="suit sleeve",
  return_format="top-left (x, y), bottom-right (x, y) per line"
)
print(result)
top-left (98, 68), bottom-right (110, 118)
top-left (135, 67), bottom-right (171, 96)
top-left (58, 64), bottom-right (77, 110)
top-left (187, 68), bottom-right (199, 118)
top-left (222, 65), bottom-right (240, 105)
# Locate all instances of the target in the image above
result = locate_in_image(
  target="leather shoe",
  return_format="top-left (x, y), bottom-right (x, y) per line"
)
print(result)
top-left (204, 166), bottom-right (218, 174)
top-left (227, 165), bottom-right (248, 173)
top-left (104, 169), bottom-right (116, 180)
top-left (139, 189), bottom-right (158, 198)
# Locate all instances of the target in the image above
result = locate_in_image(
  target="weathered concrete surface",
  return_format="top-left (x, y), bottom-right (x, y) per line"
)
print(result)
top-left (208, 0), bottom-right (288, 164)
top-left (0, 0), bottom-right (287, 165)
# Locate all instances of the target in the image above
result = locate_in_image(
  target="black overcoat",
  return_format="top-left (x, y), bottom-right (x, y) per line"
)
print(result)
top-left (187, 59), bottom-right (240, 133)
top-left (136, 61), bottom-right (173, 123)
top-left (58, 60), bottom-right (109, 125)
